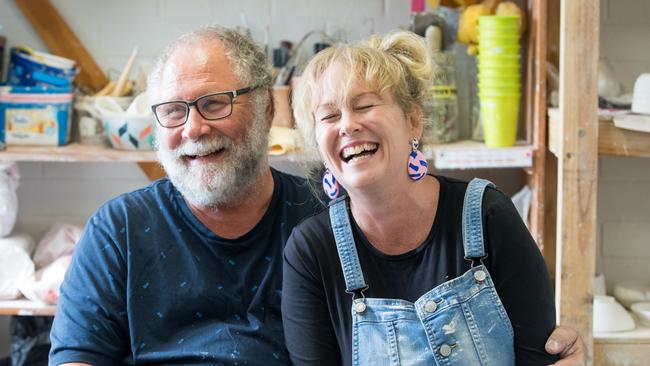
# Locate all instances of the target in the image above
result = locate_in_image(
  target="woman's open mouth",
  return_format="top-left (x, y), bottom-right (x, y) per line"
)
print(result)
top-left (340, 143), bottom-right (378, 164)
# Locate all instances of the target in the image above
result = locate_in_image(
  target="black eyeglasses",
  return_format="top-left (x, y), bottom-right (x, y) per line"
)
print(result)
top-left (151, 86), bottom-right (256, 128)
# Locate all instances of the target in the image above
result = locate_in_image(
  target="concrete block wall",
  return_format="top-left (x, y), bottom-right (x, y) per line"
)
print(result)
top-left (596, 0), bottom-right (650, 290)
top-left (597, 157), bottom-right (650, 290)
top-left (600, 0), bottom-right (650, 92)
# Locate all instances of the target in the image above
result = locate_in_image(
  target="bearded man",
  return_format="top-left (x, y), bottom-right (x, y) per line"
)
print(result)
top-left (49, 26), bottom-right (321, 365)
top-left (49, 25), bottom-right (586, 366)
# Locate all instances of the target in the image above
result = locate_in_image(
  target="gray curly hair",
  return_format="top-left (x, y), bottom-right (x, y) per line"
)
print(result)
top-left (147, 25), bottom-right (273, 100)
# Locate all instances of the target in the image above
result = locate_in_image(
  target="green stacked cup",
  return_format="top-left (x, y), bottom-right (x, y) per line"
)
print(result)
top-left (477, 15), bottom-right (521, 147)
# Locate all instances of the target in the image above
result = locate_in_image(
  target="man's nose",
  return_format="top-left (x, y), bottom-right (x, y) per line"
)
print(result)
top-left (181, 107), bottom-right (211, 140)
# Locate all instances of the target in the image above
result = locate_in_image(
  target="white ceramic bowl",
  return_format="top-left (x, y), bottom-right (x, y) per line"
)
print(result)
top-left (614, 281), bottom-right (650, 308)
top-left (631, 302), bottom-right (650, 327)
top-left (102, 115), bottom-right (156, 150)
top-left (593, 295), bottom-right (635, 333)
top-left (632, 73), bottom-right (650, 114)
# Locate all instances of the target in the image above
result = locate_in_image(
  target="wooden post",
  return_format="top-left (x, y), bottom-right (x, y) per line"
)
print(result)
top-left (526, 0), bottom-right (548, 252)
top-left (556, 0), bottom-right (599, 363)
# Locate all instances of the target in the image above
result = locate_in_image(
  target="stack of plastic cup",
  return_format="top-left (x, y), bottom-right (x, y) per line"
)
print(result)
top-left (477, 15), bottom-right (521, 147)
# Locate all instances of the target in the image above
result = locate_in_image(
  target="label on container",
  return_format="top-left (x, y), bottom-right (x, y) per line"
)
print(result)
top-left (5, 107), bottom-right (59, 145)
top-left (430, 85), bottom-right (457, 99)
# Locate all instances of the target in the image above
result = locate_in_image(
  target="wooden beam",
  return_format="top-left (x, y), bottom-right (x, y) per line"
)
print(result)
top-left (556, 0), bottom-right (599, 363)
top-left (138, 162), bottom-right (166, 181)
top-left (526, 0), bottom-right (548, 252)
top-left (14, 0), bottom-right (109, 92)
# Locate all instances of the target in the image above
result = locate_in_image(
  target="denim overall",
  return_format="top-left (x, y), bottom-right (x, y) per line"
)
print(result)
top-left (329, 178), bottom-right (515, 366)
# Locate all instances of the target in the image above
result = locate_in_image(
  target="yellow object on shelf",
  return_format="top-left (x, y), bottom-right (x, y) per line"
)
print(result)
top-left (480, 94), bottom-right (520, 147)
top-left (268, 126), bottom-right (299, 156)
top-left (458, 4), bottom-right (492, 44)
top-left (495, 1), bottom-right (526, 34)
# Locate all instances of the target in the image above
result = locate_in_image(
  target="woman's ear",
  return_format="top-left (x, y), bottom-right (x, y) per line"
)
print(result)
top-left (408, 103), bottom-right (424, 139)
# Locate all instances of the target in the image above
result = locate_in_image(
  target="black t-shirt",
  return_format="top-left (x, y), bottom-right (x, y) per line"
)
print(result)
top-left (282, 175), bottom-right (558, 366)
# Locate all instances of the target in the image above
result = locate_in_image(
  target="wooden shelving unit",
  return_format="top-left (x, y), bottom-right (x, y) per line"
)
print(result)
top-left (0, 298), bottom-right (56, 316)
top-left (548, 1), bottom-right (650, 364)
top-left (549, 108), bottom-right (650, 364)
top-left (548, 109), bottom-right (650, 159)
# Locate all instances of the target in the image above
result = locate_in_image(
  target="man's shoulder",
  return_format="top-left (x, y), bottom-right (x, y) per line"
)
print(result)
top-left (272, 168), bottom-right (323, 209)
top-left (272, 169), bottom-right (310, 192)
top-left (94, 178), bottom-right (176, 221)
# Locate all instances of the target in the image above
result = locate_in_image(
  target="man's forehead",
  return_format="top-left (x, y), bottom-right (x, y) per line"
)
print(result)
top-left (157, 41), bottom-right (240, 96)
top-left (162, 43), bottom-right (229, 77)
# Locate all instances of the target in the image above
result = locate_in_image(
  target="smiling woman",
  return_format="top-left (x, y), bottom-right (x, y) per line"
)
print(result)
top-left (282, 30), bottom-right (559, 366)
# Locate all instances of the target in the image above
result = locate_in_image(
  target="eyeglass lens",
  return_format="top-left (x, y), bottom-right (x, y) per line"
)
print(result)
top-left (155, 93), bottom-right (233, 127)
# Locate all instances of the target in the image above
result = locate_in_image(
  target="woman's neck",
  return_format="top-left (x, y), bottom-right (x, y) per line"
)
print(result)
top-left (348, 175), bottom-right (440, 255)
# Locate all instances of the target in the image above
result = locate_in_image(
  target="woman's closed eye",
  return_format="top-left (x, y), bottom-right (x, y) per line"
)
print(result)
top-left (320, 113), bottom-right (340, 122)
top-left (354, 104), bottom-right (375, 111)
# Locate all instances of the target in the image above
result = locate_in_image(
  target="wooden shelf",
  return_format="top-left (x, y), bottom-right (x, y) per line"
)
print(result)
top-left (595, 322), bottom-right (650, 344)
top-left (548, 108), bottom-right (650, 158)
top-left (0, 141), bottom-right (535, 170)
top-left (427, 140), bottom-right (534, 170)
top-left (594, 323), bottom-right (650, 366)
top-left (0, 298), bottom-right (56, 316)
top-left (0, 143), bottom-right (157, 162)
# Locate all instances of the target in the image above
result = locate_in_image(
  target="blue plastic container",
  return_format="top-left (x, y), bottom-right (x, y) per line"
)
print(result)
top-left (7, 47), bottom-right (79, 88)
top-left (0, 86), bottom-right (73, 145)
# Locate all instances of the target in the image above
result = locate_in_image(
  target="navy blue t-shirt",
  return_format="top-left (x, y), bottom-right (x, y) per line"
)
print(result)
top-left (49, 168), bottom-right (321, 366)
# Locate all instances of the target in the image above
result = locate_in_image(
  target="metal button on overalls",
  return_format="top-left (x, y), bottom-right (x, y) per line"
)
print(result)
top-left (424, 300), bottom-right (437, 313)
top-left (474, 270), bottom-right (486, 282)
top-left (354, 301), bottom-right (366, 313)
top-left (439, 344), bottom-right (452, 357)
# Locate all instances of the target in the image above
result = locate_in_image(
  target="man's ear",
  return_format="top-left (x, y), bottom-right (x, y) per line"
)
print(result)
top-left (266, 88), bottom-right (275, 129)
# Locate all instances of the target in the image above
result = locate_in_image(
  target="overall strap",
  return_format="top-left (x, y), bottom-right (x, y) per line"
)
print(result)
top-left (461, 178), bottom-right (495, 262)
top-left (329, 196), bottom-right (368, 295)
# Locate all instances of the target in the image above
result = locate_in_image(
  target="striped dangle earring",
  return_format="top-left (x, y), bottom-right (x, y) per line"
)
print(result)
top-left (407, 138), bottom-right (427, 181)
top-left (322, 167), bottom-right (339, 200)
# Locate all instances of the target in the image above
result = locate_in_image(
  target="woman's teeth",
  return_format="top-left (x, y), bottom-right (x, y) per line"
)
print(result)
top-left (341, 143), bottom-right (378, 163)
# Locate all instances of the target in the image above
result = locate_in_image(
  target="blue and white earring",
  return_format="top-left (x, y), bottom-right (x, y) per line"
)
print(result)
top-left (407, 138), bottom-right (427, 181)
top-left (322, 167), bottom-right (339, 200)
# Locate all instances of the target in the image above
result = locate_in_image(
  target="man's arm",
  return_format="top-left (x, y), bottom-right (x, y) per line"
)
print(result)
top-left (49, 216), bottom-right (130, 365)
top-left (546, 326), bottom-right (587, 366)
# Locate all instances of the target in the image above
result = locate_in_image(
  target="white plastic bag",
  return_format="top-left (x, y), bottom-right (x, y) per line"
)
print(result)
top-left (0, 234), bottom-right (35, 300)
top-left (0, 162), bottom-right (20, 237)
top-left (32, 223), bottom-right (82, 269)
top-left (20, 255), bottom-right (71, 304)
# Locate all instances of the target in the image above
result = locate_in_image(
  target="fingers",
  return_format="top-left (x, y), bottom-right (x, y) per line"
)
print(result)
top-left (545, 326), bottom-right (578, 355)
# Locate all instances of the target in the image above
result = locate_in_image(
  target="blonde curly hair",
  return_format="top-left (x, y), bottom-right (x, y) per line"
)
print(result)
top-left (293, 30), bottom-right (434, 156)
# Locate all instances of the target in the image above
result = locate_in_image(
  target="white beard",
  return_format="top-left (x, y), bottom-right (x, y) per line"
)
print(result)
top-left (156, 103), bottom-right (269, 207)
